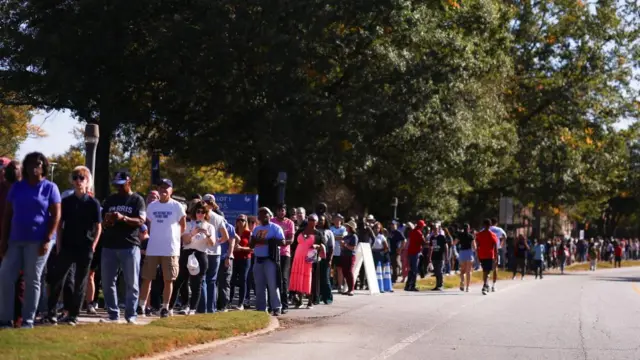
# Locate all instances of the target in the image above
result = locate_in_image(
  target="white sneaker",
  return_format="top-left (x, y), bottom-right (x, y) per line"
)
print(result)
top-left (491, 285), bottom-right (496, 292)
top-left (126, 318), bottom-right (138, 325)
top-left (187, 310), bottom-right (196, 316)
top-left (87, 304), bottom-right (97, 315)
top-left (237, 305), bottom-right (244, 311)
top-left (178, 307), bottom-right (191, 315)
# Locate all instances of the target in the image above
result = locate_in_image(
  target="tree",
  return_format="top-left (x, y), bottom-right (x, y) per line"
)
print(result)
top-left (0, 104), bottom-right (45, 158)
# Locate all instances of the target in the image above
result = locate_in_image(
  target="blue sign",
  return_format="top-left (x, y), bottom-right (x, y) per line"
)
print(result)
top-left (214, 194), bottom-right (259, 224)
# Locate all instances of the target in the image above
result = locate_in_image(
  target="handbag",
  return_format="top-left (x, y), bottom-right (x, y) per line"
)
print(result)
top-left (187, 253), bottom-right (200, 276)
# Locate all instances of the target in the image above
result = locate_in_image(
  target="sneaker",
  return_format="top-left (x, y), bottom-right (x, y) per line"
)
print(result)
top-left (306, 304), bottom-right (314, 310)
top-left (126, 318), bottom-right (138, 325)
top-left (136, 306), bottom-right (145, 317)
top-left (187, 310), bottom-right (196, 316)
top-left (145, 308), bottom-right (155, 317)
top-left (482, 287), bottom-right (487, 295)
top-left (64, 317), bottom-right (78, 326)
top-left (237, 305), bottom-right (244, 311)
top-left (459, 283), bottom-right (464, 291)
top-left (491, 285), bottom-right (496, 292)
top-left (431, 287), bottom-right (442, 292)
top-left (272, 309), bottom-right (282, 316)
top-left (100, 318), bottom-right (121, 324)
top-left (465, 287), bottom-right (469, 292)
top-left (178, 307), bottom-right (191, 315)
top-left (44, 314), bottom-right (58, 325)
top-left (87, 304), bottom-right (98, 315)
top-left (160, 308), bottom-right (170, 318)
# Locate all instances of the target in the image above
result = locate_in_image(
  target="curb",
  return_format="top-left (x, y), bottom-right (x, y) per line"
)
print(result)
top-left (138, 316), bottom-right (280, 360)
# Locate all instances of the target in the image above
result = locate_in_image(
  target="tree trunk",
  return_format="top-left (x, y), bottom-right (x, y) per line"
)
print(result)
top-left (532, 202), bottom-right (542, 240)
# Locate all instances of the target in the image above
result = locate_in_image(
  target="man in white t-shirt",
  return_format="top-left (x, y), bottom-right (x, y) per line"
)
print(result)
top-left (138, 179), bottom-right (186, 318)
top-left (489, 218), bottom-right (507, 292)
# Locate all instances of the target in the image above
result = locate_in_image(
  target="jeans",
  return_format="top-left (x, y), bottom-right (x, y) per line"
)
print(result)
top-left (391, 253), bottom-right (401, 283)
top-left (405, 254), bottom-right (419, 291)
top-left (279, 255), bottom-right (291, 309)
top-left (513, 257), bottom-right (526, 278)
top-left (198, 254), bottom-right (220, 313)
top-left (101, 247), bottom-right (140, 321)
top-left (0, 241), bottom-right (52, 327)
top-left (169, 249), bottom-right (208, 310)
top-left (217, 257), bottom-right (233, 311)
top-left (47, 247), bottom-right (93, 318)
top-left (319, 258), bottom-right (333, 303)
top-left (432, 259), bottom-right (444, 289)
top-left (253, 258), bottom-right (281, 312)
top-left (230, 258), bottom-right (251, 307)
top-left (533, 259), bottom-right (543, 278)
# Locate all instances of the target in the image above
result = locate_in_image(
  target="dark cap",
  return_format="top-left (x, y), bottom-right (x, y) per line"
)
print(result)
top-left (112, 170), bottom-right (131, 185)
top-left (276, 203), bottom-right (287, 210)
top-left (158, 178), bottom-right (173, 188)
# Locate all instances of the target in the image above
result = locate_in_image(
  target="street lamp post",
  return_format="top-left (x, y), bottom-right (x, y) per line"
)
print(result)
top-left (50, 162), bottom-right (58, 182)
top-left (391, 197), bottom-right (399, 220)
top-left (276, 172), bottom-right (287, 204)
top-left (84, 123), bottom-right (100, 183)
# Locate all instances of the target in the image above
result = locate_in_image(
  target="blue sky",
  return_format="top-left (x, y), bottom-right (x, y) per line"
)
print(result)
top-left (17, 110), bottom-right (78, 160)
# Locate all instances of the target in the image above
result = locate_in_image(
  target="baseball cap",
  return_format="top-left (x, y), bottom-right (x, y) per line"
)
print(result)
top-left (366, 214), bottom-right (376, 222)
top-left (112, 170), bottom-right (131, 185)
top-left (308, 213), bottom-right (319, 222)
top-left (158, 178), bottom-right (173, 188)
top-left (258, 207), bottom-right (273, 216)
top-left (203, 194), bottom-right (215, 203)
top-left (334, 213), bottom-right (344, 220)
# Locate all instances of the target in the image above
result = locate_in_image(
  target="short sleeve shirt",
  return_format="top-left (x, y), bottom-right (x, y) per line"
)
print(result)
top-left (101, 192), bottom-right (146, 249)
top-left (60, 194), bottom-right (102, 249)
top-left (252, 222), bottom-right (285, 258)
top-left (206, 211), bottom-right (227, 255)
top-left (272, 217), bottom-right (295, 257)
top-left (146, 199), bottom-right (186, 256)
top-left (8, 179), bottom-right (61, 243)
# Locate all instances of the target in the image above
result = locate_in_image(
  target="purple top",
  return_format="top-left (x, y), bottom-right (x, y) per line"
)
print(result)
top-left (7, 179), bottom-right (61, 242)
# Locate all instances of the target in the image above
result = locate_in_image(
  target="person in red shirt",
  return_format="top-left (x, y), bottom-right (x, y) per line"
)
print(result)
top-left (614, 241), bottom-right (623, 268)
top-left (475, 219), bottom-right (499, 295)
top-left (404, 220), bottom-right (427, 292)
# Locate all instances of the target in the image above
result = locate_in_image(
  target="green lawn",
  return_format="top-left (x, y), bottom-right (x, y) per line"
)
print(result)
top-left (393, 260), bottom-right (640, 291)
top-left (0, 311), bottom-right (271, 360)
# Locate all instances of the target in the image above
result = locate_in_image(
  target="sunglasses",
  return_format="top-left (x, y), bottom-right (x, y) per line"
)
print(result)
top-left (72, 175), bottom-right (86, 181)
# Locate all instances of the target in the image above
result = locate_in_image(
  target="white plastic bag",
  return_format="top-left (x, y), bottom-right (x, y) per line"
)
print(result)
top-left (305, 249), bottom-right (318, 263)
top-left (187, 253), bottom-right (200, 276)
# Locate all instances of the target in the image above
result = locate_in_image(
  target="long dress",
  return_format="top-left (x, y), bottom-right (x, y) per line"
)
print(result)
top-left (289, 233), bottom-right (316, 295)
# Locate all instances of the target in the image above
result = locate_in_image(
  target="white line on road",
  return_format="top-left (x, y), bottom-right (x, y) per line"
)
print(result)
top-left (369, 283), bottom-right (522, 360)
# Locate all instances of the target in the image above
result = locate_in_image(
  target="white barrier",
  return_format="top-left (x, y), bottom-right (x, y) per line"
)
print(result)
top-left (353, 243), bottom-right (380, 295)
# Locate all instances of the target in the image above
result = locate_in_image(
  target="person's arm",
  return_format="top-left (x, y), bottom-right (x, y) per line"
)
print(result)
top-left (91, 200), bottom-right (102, 252)
top-left (56, 204), bottom-right (64, 254)
top-left (179, 216), bottom-right (187, 236)
top-left (218, 221), bottom-right (229, 245)
top-left (428, 236), bottom-right (434, 262)
top-left (227, 233), bottom-right (237, 259)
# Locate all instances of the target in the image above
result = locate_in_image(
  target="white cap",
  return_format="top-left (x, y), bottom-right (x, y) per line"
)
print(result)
top-left (366, 214), bottom-right (376, 221)
top-left (203, 194), bottom-right (215, 202)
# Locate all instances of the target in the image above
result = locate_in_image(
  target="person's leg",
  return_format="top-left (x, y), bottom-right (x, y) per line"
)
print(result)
top-left (492, 258), bottom-right (498, 286)
top-left (138, 255), bottom-right (158, 311)
top-left (46, 249), bottom-right (74, 319)
top-left (341, 255), bottom-right (354, 293)
top-left (187, 252), bottom-right (208, 310)
top-left (238, 258), bottom-right (250, 308)
top-left (68, 249), bottom-right (93, 319)
top-left (62, 263), bottom-right (76, 314)
top-left (205, 255), bottom-right (220, 313)
top-left (161, 256), bottom-right (179, 311)
top-left (169, 252), bottom-right (190, 310)
top-left (120, 247), bottom-right (141, 321)
top-left (464, 262), bottom-right (471, 289)
top-left (335, 257), bottom-right (344, 290)
top-left (433, 259), bottom-right (443, 289)
top-left (520, 258), bottom-right (526, 278)
top-left (217, 258), bottom-right (232, 311)
top-left (391, 254), bottom-right (399, 283)
top-left (265, 260), bottom-right (282, 312)
top-left (253, 260), bottom-right (267, 311)
top-left (22, 242), bottom-right (53, 327)
top-left (0, 243), bottom-right (22, 326)
top-left (100, 248), bottom-right (120, 320)
top-left (279, 255), bottom-right (290, 310)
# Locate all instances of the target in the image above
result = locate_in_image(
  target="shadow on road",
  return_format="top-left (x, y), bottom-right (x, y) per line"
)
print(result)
top-left (592, 276), bottom-right (640, 283)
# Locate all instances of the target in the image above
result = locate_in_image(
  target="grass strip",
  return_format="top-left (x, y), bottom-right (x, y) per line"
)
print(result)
top-left (0, 311), bottom-right (271, 360)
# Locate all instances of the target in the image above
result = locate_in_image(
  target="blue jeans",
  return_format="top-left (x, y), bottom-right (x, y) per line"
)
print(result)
top-left (198, 254), bottom-right (220, 313)
top-left (253, 258), bottom-right (281, 312)
top-left (404, 254), bottom-right (419, 291)
top-left (0, 241), bottom-right (52, 327)
top-left (101, 247), bottom-right (140, 321)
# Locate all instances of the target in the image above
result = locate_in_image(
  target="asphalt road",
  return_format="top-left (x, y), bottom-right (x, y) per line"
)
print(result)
top-left (190, 268), bottom-right (640, 360)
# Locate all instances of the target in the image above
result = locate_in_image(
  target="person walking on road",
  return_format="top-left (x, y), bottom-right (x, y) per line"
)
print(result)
top-left (405, 220), bottom-right (427, 292)
top-left (533, 239), bottom-right (545, 279)
top-left (489, 218), bottom-right (507, 292)
top-left (475, 219), bottom-right (499, 295)
top-left (456, 224), bottom-right (475, 292)
top-left (428, 223), bottom-right (449, 291)
top-left (614, 241), bottom-right (623, 268)
top-left (45, 166), bottom-right (101, 326)
top-left (330, 215), bottom-right (347, 293)
top-left (512, 234), bottom-right (529, 279)
top-left (588, 239), bottom-right (599, 271)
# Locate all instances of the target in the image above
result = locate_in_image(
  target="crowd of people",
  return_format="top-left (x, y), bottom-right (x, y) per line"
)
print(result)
top-left (0, 152), bottom-right (636, 330)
